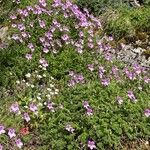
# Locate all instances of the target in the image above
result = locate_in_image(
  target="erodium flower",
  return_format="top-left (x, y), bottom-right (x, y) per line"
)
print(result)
top-left (8, 128), bottom-right (16, 139)
top-left (116, 96), bottom-right (123, 105)
top-left (144, 109), bottom-right (150, 117)
top-left (10, 102), bottom-right (21, 115)
top-left (25, 53), bottom-right (32, 60)
top-left (0, 144), bottom-right (3, 150)
top-left (127, 91), bottom-right (137, 102)
top-left (47, 102), bottom-right (55, 112)
top-left (87, 64), bottom-right (94, 72)
top-left (87, 140), bottom-right (96, 150)
top-left (86, 108), bottom-right (93, 116)
top-left (0, 125), bottom-right (5, 135)
top-left (83, 101), bottom-right (90, 109)
top-left (101, 78), bottom-right (110, 86)
top-left (15, 139), bottom-right (23, 149)
top-left (65, 124), bottom-right (75, 133)
top-left (29, 103), bottom-right (38, 112)
top-left (23, 113), bottom-right (31, 122)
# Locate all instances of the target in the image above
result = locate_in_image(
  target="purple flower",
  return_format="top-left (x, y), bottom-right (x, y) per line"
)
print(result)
top-left (8, 128), bottom-right (16, 138)
top-left (25, 53), bottom-right (32, 60)
top-left (43, 48), bottom-right (49, 53)
top-left (17, 24), bottom-right (25, 31)
top-left (127, 91), bottom-right (137, 102)
top-left (101, 78), bottom-right (110, 86)
top-left (83, 101), bottom-right (90, 109)
top-left (87, 140), bottom-right (96, 150)
top-left (38, 19), bottom-right (46, 28)
top-left (143, 77), bottom-right (150, 84)
top-left (15, 139), bottom-right (23, 149)
top-left (86, 108), bottom-right (93, 116)
top-left (27, 43), bottom-right (35, 52)
top-left (116, 96), bottom-right (123, 105)
top-left (0, 144), bottom-right (3, 150)
top-left (10, 102), bottom-right (20, 115)
top-left (87, 64), bottom-right (94, 72)
top-left (10, 14), bottom-right (17, 20)
top-left (23, 113), bottom-right (30, 122)
top-left (65, 124), bottom-right (75, 133)
top-left (99, 66), bottom-right (106, 78)
top-left (144, 109), bottom-right (150, 117)
top-left (39, 0), bottom-right (47, 7)
top-left (0, 125), bottom-right (5, 135)
top-left (47, 102), bottom-right (55, 112)
top-left (29, 103), bottom-right (38, 112)
top-left (39, 58), bottom-right (48, 68)
top-left (62, 34), bottom-right (69, 41)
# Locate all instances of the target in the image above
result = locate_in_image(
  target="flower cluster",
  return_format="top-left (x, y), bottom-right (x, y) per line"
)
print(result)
top-left (83, 101), bottom-right (93, 116)
top-left (10, 0), bottom-right (102, 69)
top-left (0, 125), bottom-right (23, 149)
top-left (68, 71), bottom-right (85, 87)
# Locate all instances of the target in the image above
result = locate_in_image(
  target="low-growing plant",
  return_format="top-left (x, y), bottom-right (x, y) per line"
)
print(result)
top-left (0, 0), bottom-right (150, 149)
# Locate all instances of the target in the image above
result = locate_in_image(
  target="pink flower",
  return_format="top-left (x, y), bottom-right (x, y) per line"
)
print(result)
top-left (10, 14), bottom-right (17, 20)
top-left (108, 36), bottom-right (113, 41)
top-left (8, 128), bottom-right (16, 138)
top-left (0, 144), bottom-right (3, 150)
top-left (65, 124), bottom-right (75, 133)
top-left (38, 19), bottom-right (46, 28)
top-left (83, 101), bottom-right (90, 109)
top-left (0, 126), bottom-right (5, 135)
top-left (23, 113), bottom-right (30, 122)
top-left (43, 48), bottom-right (49, 53)
top-left (25, 53), bottom-right (32, 60)
top-left (86, 108), bottom-right (93, 116)
top-left (39, 58), bottom-right (48, 68)
top-left (87, 64), bottom-right (94, 72)
top-left (29, 103), bottom-right (38, 112)
top-left (87, 140), bottom-right (96, 150)
top-left (15, 139), bottom-right (23, 149)
top-left (47, 102), bottom-right (55, 112)
top-left (10, 102), bottom-right (20, 115)
top-left (144, 109), bottom-right (150, 117)
top-left (62, 34), bottom-right (69, 41)
top-left (116, 96), bottom-right (123, 105)
top-left (143, 77), bottom-right (150, 84)
top-left (27, 43), bottom-right (35, 52)
top-left (127, 91), bottom-right (137, 102)
top-left (99, 66), bottom-right (106, 78)
top-left (101, 78), bottom-right (110, 86)
top-left (39, 0), bottom-right (47, 7)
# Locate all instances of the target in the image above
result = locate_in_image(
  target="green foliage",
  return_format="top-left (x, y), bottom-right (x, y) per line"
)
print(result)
top-left (0, 0), bottom-right (150, 149)
top-left (103, 6), bottom-right (150, 39)
top-left (76, 0), bottom-right (130, 16)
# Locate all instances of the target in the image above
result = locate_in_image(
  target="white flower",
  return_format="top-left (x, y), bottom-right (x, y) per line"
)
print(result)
top-left (43, 74), bottom-right (46, 77)
top-left (44, 102), bottom-right (47, 105)
top-left (50, 92), bottom-right (55, 95)
top-left (49, 84), bottom-right (54, 88)
top-left (47, 88), bottom-right (52, 91)
top-left (37, 96), bottom-right (41, 100)
top-left (22, 79), bottom-right (25, 82)
top-left (46, 94), bottom-right (51, 98)
top-left (25, 73), bottom-right (31, 78)
top-left (37, 75), bottom-right (42, 79)
top-left (16, 80), bottom-right (20, 84)
top-left (26, 82), bottom-right (30, 86)
top-left (31, 84), bottom-right (35, 88)
top-left (55, 89), bottom-right (59, 92)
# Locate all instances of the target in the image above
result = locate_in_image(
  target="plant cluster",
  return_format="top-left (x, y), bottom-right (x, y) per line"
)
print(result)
top-left (0, 0), bottom-right (150, 149)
